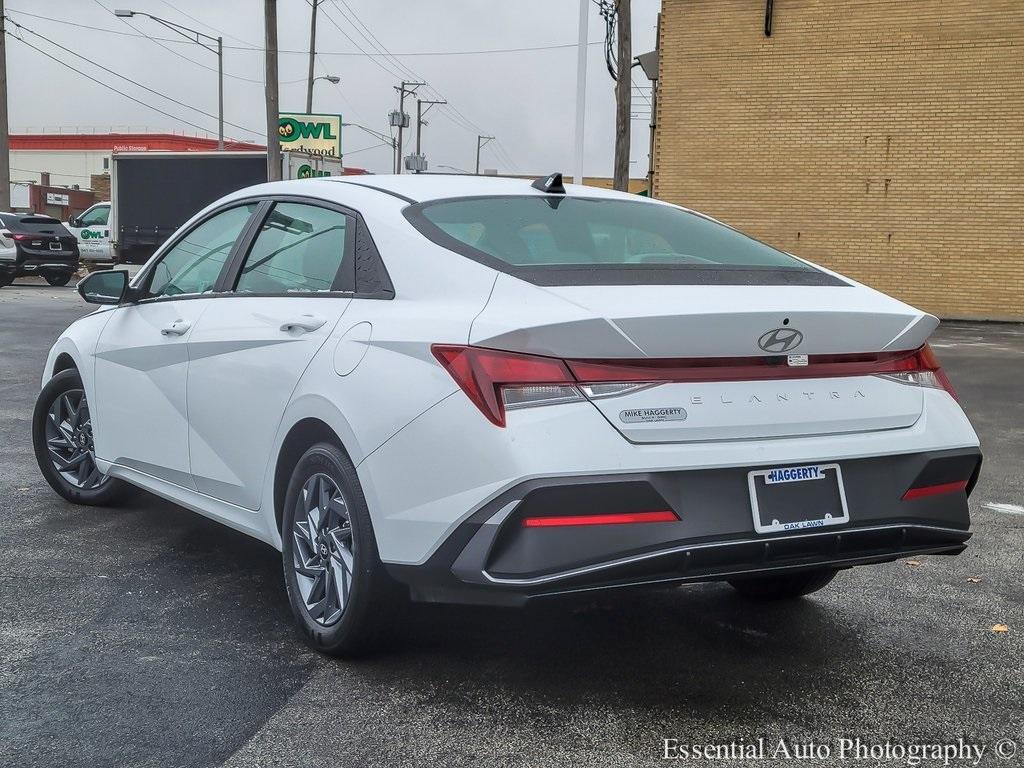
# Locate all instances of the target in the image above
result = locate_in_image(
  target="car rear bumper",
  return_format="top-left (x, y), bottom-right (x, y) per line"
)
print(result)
top-left (384, 447), bottom-right (981, 606)
top-left (0, 258), bottom-right (79, 277)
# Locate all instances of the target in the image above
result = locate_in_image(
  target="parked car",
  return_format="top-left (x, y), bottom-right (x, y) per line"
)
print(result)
top-left (0, 213), bottom-right (80, 287)
top-left (33, 174), bottom-right (982, 656)
top-left (66, 201), bottom-right (113, 267)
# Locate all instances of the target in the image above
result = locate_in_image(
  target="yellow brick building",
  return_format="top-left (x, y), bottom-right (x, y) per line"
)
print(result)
top-left (653, 0), bottom-right (1023, 320)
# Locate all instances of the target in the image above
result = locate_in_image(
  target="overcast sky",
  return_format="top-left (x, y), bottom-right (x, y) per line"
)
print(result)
top-left (6, 0), bottom-right (659, 177)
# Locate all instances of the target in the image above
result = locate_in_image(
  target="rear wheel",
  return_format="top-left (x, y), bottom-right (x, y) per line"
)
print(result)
top-left (32, 369), bottom-right (128, 505)
top-left (281, 442), bottom-right (403, 656)
top-left (0, 275), bottom-right (12, 287)
top-left (728, 568), bottom-right (838, 600)
top-left (45, 272), bottom-right (73, 287)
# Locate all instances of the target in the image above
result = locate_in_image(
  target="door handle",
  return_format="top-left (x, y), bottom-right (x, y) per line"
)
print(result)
top-left (280, 315), bottom-right (327, 333)
top-left (160, 319), bottom-right (191, 336)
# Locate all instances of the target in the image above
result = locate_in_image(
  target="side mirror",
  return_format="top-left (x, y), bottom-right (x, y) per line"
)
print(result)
top-left (68, 217), bottom-right (83, 228)
top-left (78, 269), bottom-right (129, 305)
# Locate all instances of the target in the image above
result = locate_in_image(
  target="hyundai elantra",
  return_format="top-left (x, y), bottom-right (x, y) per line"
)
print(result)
top-left (34, 174), bottom-right (981, 655)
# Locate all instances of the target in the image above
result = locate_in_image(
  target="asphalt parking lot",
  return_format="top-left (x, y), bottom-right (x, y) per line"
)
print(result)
top-left (1, 281), bottom-right (1021, 768)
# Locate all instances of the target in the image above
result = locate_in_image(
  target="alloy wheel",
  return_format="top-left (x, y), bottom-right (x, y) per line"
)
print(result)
top-left (292, 473), bottom-right (356, 626)
top-left (44, 389), bottom-right (107, 490)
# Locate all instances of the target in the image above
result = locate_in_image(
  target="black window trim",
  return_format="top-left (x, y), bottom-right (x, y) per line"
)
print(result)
top-left (130, 193), bottom-right (394, 305)
top-left (402, 194), bottom-right (850, 288)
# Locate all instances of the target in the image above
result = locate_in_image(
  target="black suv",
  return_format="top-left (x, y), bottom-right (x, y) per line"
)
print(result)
top-left (0, 213), bottom-right (80, 287)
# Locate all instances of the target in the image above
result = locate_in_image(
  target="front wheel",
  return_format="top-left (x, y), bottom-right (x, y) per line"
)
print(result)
top-left (281, 442), bottom-right (404, 656)
top-left (44, 273), bottom-right (73, 287)
top-left (727, 568), bottom-right (838, 600)
top-left (32, 369), bottom-right (128, 506)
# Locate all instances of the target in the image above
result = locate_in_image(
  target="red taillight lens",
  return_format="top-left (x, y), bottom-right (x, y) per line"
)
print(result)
top-left (434, 343), bottom-right (958, 426)
top-left (914, 344), bottom-right (958, 401)
top-left (432, 345), bottom-right (575, 427)
top-left (522, 510), bottom-right (678, 528)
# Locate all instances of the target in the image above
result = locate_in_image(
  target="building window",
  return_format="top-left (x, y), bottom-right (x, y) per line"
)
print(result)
top-left (103, 157), bottom-right (109, 170)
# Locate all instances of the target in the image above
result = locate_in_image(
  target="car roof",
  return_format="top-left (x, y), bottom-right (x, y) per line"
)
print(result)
top-left (322, 173), bottom-right (643, 205)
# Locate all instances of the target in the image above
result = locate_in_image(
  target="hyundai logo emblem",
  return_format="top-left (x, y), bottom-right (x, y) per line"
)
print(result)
top-left (758, 327), bottom-right (804, 353)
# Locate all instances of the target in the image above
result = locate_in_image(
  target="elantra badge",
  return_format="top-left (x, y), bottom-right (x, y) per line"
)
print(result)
top-left (758, 327), bottom-right (804, 353)
top-left (619, 407), bottom-right (687, 424)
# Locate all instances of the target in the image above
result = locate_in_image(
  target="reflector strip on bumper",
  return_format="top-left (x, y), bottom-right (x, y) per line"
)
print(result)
top-left (902, 480), bottom-right (968, 501)
top-left (522, 510), bottom-right (678, 528)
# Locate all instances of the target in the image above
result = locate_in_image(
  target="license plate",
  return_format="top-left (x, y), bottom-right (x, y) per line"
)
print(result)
top-left (747, 463), bottom-right (849, 534)
top-left (49, 242), bottom-right (62, 251)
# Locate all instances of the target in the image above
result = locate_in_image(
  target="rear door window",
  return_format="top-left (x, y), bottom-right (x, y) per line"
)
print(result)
top-left (233, 202), bottom-right (351, 294)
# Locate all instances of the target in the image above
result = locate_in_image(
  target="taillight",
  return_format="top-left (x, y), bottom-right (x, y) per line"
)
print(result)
top-left (1, 230), bottom-right (28, 241)
top-left (431, 345), bottom-right (581, 427)
top-left (434, 343), bottom-right (959, 426)
top-left (878, 344), bottom-right (958, 401)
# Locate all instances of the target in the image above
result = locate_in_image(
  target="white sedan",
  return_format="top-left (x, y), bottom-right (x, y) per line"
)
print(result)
top-left (34, 173), bottom-right (982, 655)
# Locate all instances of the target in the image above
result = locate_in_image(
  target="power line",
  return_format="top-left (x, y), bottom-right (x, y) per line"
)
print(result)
top-left (343, 141), bottom-right (391, 156)
top-left (6, 31), bottom-right (220, 138)
top-left (7, 7), bottom-right (604, 56)
top-left (4, 15), bottom-right (263, 137)
top-left (155, 0), bottom-right (260, 49)
top-left (90, 0), bottom-right (303, 86)
top-left (323, 0), bottom-right (518, 169)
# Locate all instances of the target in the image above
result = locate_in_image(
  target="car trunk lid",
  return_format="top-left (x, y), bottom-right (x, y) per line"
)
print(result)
top-left (470, 276), bottom-right (937, 441)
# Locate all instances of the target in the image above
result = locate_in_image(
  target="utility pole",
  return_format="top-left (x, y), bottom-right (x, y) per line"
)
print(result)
top-left (613, 0), bottom-right (631, 191)
top-left (393, 80), bottom-right (424, 173)
top-left (304, 0), bottom-right (318, 114)
top-left (0, 0), bottom-right (10, 210)
top-left (264, 0), bottom-right (281, 180)
top-left (572, 0), bottom-right (588, 187)
top-left (414, 98), bottom-right (446, 173)
top-left (216, 36), bottom-right (223, 149)
top-left (475, 135), bottom-right (494, 175)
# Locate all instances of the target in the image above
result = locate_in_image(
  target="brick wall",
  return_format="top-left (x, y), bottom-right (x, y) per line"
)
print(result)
top-left (90, 173), bottom-right (111, 202)
top-left (654, 0), bottom-right (1023, 320)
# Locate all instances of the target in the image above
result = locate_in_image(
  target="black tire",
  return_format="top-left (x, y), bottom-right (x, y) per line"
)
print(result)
top-left (728, 568), bottom-right (839, 600)
top-left (32, 369), bottom-right (129, 506)
top-left (281, 441), bottom-right (404, 656)
top-left (44, 273), bottom-right (73, 287)
top-left (0, 275), bottom-right (13, 287)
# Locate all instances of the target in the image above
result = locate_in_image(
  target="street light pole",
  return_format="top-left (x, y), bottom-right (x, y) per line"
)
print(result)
top-left (114, 10), bottom-right (224, 149)
top-left (308, 75), bottom-right (340, 111)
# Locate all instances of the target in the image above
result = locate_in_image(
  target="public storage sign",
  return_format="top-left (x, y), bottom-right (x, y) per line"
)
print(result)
top-left (278, 113), bottom-right (342, 157)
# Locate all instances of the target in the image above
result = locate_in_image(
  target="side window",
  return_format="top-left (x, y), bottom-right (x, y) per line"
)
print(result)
top-left (79, 205), bottom-right (110, 227)
top-left (147, 204), bottom-right (257, 298)
top-left (234, 202), bottom-right (349, 294)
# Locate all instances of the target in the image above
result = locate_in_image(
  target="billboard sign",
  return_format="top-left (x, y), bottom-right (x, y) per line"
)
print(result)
top-left (278, 113), bottom-right (342, 157)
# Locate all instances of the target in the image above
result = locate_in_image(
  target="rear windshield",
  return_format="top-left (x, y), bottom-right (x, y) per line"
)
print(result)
top-left (0, 215), bottom-right (70, 235)
top-left (405, 196), bottom-right (845, 286)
